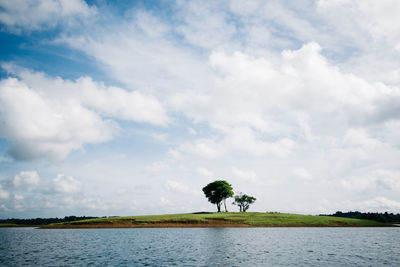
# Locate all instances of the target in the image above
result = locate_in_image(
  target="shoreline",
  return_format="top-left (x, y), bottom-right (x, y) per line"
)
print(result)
top-left (40, 222), bottom-right (395, 229)
top-left (35, 212), bottom-right (394, 229)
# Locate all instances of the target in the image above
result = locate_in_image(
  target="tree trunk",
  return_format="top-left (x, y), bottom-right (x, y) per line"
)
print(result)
top-left (217, 203), bottom-right (221, 212)
top-left (224, 199), bottom-right (228, 212)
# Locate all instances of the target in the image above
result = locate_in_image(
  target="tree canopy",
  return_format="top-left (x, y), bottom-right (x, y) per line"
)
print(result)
top-left (202, 180), bottom-right (234, 212)
top-left (232, 192), bottom-right (256, 212)
top-left (323, 211), bottom-right (400, 223)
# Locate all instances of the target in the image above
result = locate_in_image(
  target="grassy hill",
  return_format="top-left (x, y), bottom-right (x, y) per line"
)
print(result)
top-left (41, 212), bottom-right (388, 228)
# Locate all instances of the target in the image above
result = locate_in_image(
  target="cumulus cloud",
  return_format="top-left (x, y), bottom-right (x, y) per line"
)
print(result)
top-left (232, 167), bottom-right (257, 182)
top-left (293, 168), bottom-right (312, 180)
top-left (2, 1), bottom-right (400, 216)
top-left (82, 198), bottom-right (108, 210)
top-left (178, 139), bottom-right (225, 159)
top-left (0, 0), bottom-right (96, 32)
top-left (151, 133), bottom-right (168, 142)
top-left (341, 169), bottom-right (400, 192)
top-left (210, 43), bottom-right (394, 130)
top-left (4, 65), bottom-right (170, 126)
top-left (317, 0), bottom-right (400, 47)
top-left (53, 4), bottom-right (400, 213)
top-left (315, 0), bottom-right (400, 83)
top-left (159, 196), bottom-right (172, 206)
top-left (356, 197), bottom-right (400, 213)
top-left (0, 66), bottom-right (169, 160)
top-left (14, 194), bottom-right (24, 201)
top-left (145, 161), bottom-right (169, 172)
top-left (164, 180), bottom-right (200, 198)
top-left (0, 77), bottom-right (115, 160)
top-left (0, 185), bottom-right (9, 200)
top-left (222, 127), bottom-right (295, 157)
top-left (165, 180), bottom-right (190, 193)
top-left (196, 167), bottom-right (214, 178)
top-left (0, 171), bottom-right (87, 214)
top-left (166, 43), bottom-right (399, 162)
top-left (57, 13), bottom-right (213, 98)
top-left (52, 174), bottom-right (81, 193)
top-left (175, 1), bottom-right (237, 50)
top-left (13, 171), bottom-right (40, 187)
top-left (54, 5), bottom-right (399, 159)
top-left (74, 78), bottom-right (169, 126)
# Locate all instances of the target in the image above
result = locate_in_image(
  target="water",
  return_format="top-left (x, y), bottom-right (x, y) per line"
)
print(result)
top-left (1, 227), bottom-right (399, 266)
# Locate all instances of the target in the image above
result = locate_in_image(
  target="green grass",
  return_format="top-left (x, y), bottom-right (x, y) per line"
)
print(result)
top-left (43, 212), bottom-right (387, 228)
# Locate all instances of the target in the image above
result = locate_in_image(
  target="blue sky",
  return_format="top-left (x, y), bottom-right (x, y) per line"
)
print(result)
top-left (1, 0), bottom-right (400, 218)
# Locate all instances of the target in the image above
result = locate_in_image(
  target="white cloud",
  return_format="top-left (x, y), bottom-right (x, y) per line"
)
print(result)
top-left (55, 6), bottom-right (399, 160)
top-left (221, 127), bottom-right (295, 157)
top-left (53, 7), bottom-right (400, 214)
top-left (14, 194), bottom-right (24, 201)
top-left (151, 133), bottom-right (168, 142)
top-left (52, 174), bottom-right (81, 193)
top-left (4, 66), bottom-right (170, 126)
top-left (341, 169), bottom-right (400, 192)
top-left (232, 167), bottom-right (257, 182)
top-left (82, 198), bottom-right (108, 210)
top-left (0, 185), bottom-right (9, 199)
top-left (317, 0), bottom-right (400, 45)
top-left (358, 197), bottom-right (400, 213)
top-left (196, 167), bottom-right (214, 178)
top-left (382, 120), bottom-right (400, 145)
top-left (74, 77), bottom-right (169, 126)
top-left (0, 77), bottom-right (115, 160)
top-left (164, 180), bottom-right (201, 198)
top-left (188, 128), bottom-right (197, 135)
top-left (145, 161), bottom-right (169, 172)
top-left (293, 168), bottom-right (312, 180)
top-left (0, 66), bottom-right (169, 160)
top-left (165, 42), bottom-right (399, 162)
top-left (57, 14), bottom-right (213, 99)
top-left (13, 171), bottom-right (40, 187)
top-left (2, 1), bottom-right (400, 216)
top-left (175, 1), bottom-right (236, 50)
top-left (178, 139), bottom-right (225, 159)
top-left (160, 196), bottom-right (172, 206)
top-left (0, 0), bottom-right (96, 32)
top-left (316, 0), bottom-right (400, 83)
top-left (165, 180), bottom-right (190, 193)
top-left (134, 11), bottom-right (171, 39)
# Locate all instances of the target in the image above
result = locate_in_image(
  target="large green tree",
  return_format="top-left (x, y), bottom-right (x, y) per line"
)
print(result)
top-left (202, 180), bottom-right (234, 212)
top-left (232, 192), bottom-right (256, 212)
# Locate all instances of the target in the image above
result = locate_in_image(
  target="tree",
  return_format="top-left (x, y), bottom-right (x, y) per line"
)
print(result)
top-left (232, 192), bottom-right (256, 212)
top-left (202, 180), bottom-right (234, 212)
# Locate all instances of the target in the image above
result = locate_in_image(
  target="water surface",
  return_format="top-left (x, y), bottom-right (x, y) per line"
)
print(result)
top-left (1, 227), bottom-right (399, 266)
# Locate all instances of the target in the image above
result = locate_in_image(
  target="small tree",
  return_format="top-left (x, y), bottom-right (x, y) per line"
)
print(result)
top-left (232, 192), bottom-right (256, 212)
top-left (202, 180), bottom-right (234, 212)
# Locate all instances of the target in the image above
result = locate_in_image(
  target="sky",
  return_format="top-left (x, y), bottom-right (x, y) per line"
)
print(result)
top-left (1, 0), bottom-right (400, 219)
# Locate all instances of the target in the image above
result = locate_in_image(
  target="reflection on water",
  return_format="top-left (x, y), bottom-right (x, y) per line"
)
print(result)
top-left (1, 227), bottom-right (399, 266)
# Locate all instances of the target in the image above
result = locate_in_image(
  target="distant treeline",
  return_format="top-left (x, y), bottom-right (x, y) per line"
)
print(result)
top-left (0, 216), bottom-right (99, 226)
top-left (323, 211), bottom-right (400, 223)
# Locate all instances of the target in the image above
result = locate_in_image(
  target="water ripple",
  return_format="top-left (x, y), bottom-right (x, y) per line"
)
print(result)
top-left (0, 227), bottom-right (399, 266)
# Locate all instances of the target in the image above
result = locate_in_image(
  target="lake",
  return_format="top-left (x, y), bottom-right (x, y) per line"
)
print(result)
top-left (1, 227), bottom-right (399, 266)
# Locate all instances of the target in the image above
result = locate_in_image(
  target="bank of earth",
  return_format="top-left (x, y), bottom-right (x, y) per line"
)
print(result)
top-left (41, 212), bottom-right (390, 228)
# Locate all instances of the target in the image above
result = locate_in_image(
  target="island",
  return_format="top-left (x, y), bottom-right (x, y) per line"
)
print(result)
top-left (40, 212), bottom-right (389, 229)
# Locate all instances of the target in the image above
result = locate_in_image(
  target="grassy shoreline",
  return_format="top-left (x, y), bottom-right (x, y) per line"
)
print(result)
top-left (40, 212), bottom-right (391, 229)
top-left (0, 223), bottom-right (29, 227)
